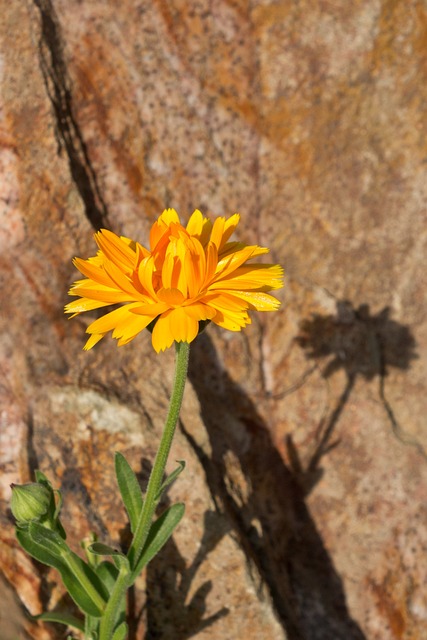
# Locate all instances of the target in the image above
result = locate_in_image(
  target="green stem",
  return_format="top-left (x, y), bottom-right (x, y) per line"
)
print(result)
top-left (128, 341), bottom-right (190, 569)
top-left (98, 563), bottom-right (129, 640)
top-left (64, 551), bottom-right (107, 613)
top-left (84, 614), bottom-right (98, 640)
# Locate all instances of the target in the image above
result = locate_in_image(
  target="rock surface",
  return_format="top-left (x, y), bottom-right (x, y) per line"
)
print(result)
top-left (1, 1), bottom-right (427, 639)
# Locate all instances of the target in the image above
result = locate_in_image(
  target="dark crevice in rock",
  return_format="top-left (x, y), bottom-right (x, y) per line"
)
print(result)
top-left (26, 409), bottom-right (39, 479)
top-left (32, 0), bottom-right (109, 231)
top-left (186, 332), bottom-right (367, 640)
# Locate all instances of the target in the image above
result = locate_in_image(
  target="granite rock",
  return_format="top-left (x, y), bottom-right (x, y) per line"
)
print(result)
top-left (1, 1), bottom-right (426, 639)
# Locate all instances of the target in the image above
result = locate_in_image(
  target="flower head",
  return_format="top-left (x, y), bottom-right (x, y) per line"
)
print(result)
top-left (65, 209), bottom-right (283, 352)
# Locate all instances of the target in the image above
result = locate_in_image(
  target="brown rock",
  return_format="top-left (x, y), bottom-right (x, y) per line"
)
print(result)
top-left (1, 1), bottom-right (427, 639)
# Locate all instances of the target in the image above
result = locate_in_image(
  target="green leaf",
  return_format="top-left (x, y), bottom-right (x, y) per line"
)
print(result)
top-left (88, 542), bottom-right (130, 576)
top-left (115, 452), bottom-right (143, 533)
top-left (156, 460), bottom-right (186, 500)
top-left (131, 503), bottom-right (185, 579)
top-left (16, 527), bottom-right (66, 568)
top-left (89, 542), bottom-right (124, 557)
top-left (53, 489), bottom-right (63, 520)
top-left (112, 622), bottom-right (128, 640)
top-left (34, 470), bottom-right (66, 539)
top-left (22, 523), bottom-right (108, 617)
top-left (28, 521), bottom-right (69, 556)
top-left (34, 470), bottom-right (52, 486)
top-left (96, 561), bottom-right (119, 594)
top-left (60, 553), bottom-right (107, 617)
top-left (96, 562), bottom-right (126, 628)
top-left (81, 532), bottom-right (99, 568)
top-left (18, 527), bottom-right (103, 617)
top-left (31, 611), bottom-right (84, 632)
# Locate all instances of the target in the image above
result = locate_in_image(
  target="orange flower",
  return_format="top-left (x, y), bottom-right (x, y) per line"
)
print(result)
top-left (65, 209), bottom-right (283, 352)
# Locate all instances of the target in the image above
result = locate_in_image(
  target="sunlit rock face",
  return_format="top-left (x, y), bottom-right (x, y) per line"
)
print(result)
top-left (1, 1), bottom-right (426, 639)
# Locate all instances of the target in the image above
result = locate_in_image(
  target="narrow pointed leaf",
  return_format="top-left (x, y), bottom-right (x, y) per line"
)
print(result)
top-left (25, 523), bottom-right (108, 617)
top-left (88, 542), bottom-right (130, 573)
top-left (28, 521), bottom-right (69, 556)
top-left (131, 503), bottom-right (185, 579)
top-left (61, 564), bottom-right (104, 617)
top-left (82, 532), bottom-right (99, 568)
top-left (53, 489), bottom-right (64, 520)
top-left (96, 561), bottom-right (126, 627)
top-left (33, 470), bottom-right (66, 538)
top-left (34, 470), bottom-right (51, 485)
top-left (96, 560), bottom-right (119, 594)
top-left (115, 452), bottom-right (143, 533)
top-left (16, 527), bottom-right (65, 568)
top-left (89, 542), bottom-right (124, 557)
top-left (88, 543), bottom-right (130, 574)
top-left (112, 622), bottom-right (128, 640)
top-left (18, 527), bottom-right (103, 617)
top-left (31, 611), bottom-right (85, 632)
top-left (156, 460), bottom-right (186, 500)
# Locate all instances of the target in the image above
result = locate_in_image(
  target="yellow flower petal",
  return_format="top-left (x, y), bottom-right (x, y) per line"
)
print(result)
top-left (210, 217), bottom-right (226, 250)
top-left (186, 209), bottom-right (204, 236)
top-left (157, 287), bottom-right (186, 305)
top-left (102, 257), bottom-right (144, 298)
top-left (72, 257), bottom-right (112, 287)
top-left (159, 208), bottom-right (180, 226)
top-left (221, 214), bottom-right (240, 248)
top-left (210, 264), bottom-right (284, 291)
top-left (83, 333), bottom-right (105, 350)
top-left (186, 209), bottom-right (212, 245)
top-left (137, 256), bottom-right (157, 299)
top-left (95, 229), bottom-right (137, 271)
top-left (151, 311), bottom-right (175, 352)
top-left (68, 282), bottom-right (135, 303)
top-left (132, 301), bottom-right (169, 316)
top-left (203, 292), bottom-right (250, 312)
top-left (183, 303), bottom-right (216, 321)
top-left (112, 314), bottom-right (154, 343)
top-left (65, 298), bottom-right (113, 316)
top-left (150, 208), bottom-right (180, 252)
top-left (202, 242), bottom-right (218, 288)
top-left (66, 210), bottom-right (283, 350)
top-left (211, 309), bottom-right (251, 331)
top-left (217, 290), bottom-right (281, 311)
top-left (210, 214), bottom-right (240, 252)
top-left (168, 307), bottom-right (199, 344)
top-left (86, 303), bottom-right (142, 335)
top-left (215, 245), bottom-right (269, 281)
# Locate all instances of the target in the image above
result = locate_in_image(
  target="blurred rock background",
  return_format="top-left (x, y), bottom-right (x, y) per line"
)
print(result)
top-left (1, 1), bottom-right (426, 638)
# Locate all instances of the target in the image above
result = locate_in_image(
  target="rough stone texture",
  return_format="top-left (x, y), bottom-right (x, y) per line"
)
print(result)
top-left (1, 1), bottom-right (427, 639)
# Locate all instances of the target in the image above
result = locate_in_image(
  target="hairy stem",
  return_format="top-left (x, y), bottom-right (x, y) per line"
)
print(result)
top-left (128, 341), bottom-right (190, 568)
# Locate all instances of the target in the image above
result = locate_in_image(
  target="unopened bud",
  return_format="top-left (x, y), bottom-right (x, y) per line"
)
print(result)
top-left (10, 483), bottom-right (51, 524)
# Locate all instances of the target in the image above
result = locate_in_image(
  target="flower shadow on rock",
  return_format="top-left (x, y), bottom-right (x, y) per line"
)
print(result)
top-left (294, 301), bottom-right (422, 484)
top-left (296, 302), bottom-right (417, 381)
top-left (184, 333), bottom-right (367, 640)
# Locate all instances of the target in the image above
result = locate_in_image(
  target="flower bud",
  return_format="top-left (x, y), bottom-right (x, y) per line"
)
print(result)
top-left (10, 482), bottom-right (51, 524)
